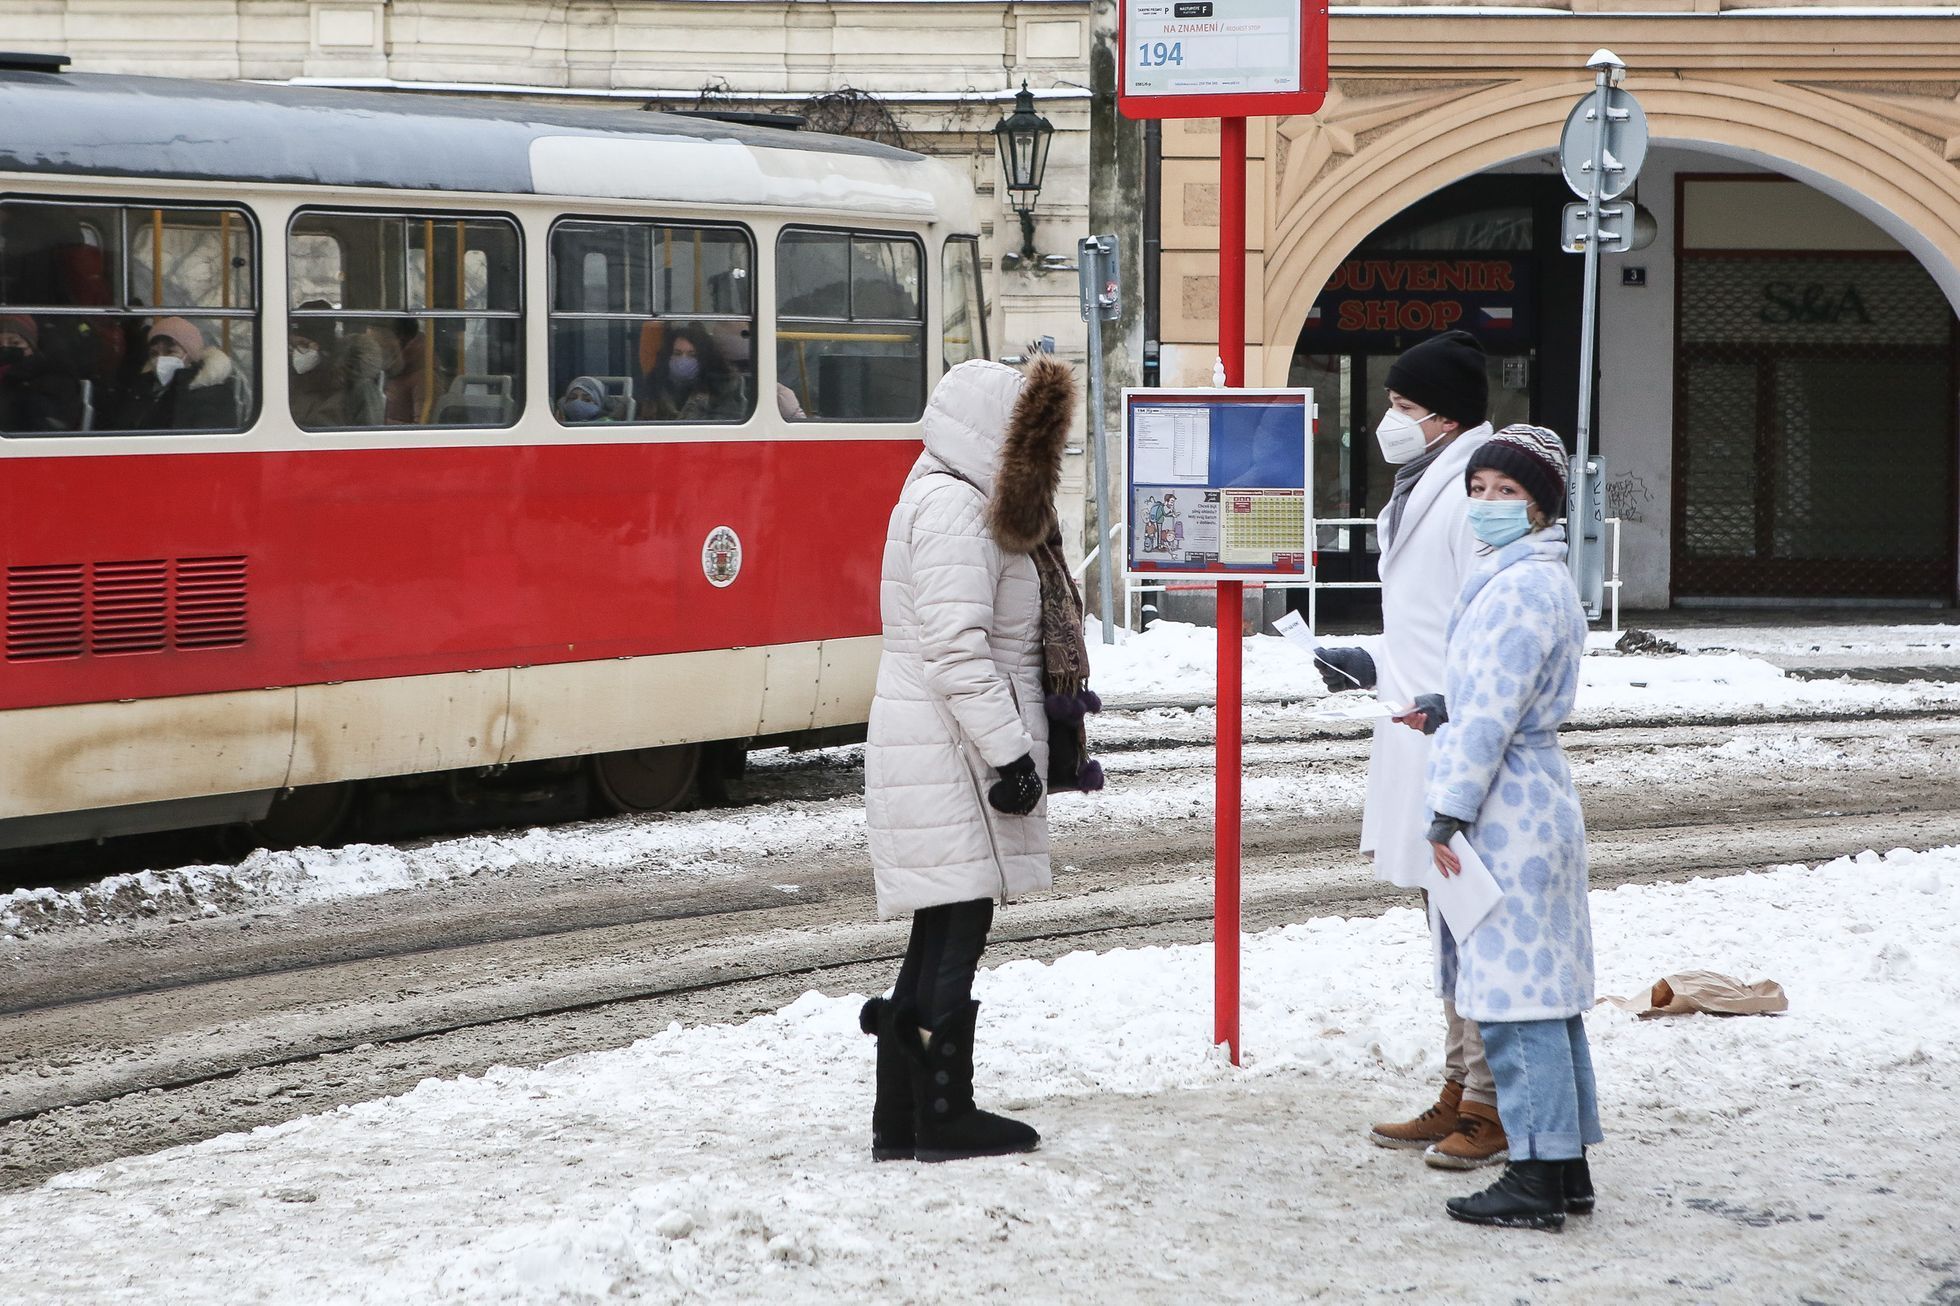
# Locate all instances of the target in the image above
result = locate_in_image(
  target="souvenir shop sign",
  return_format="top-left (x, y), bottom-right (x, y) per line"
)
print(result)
top-left (1124, 387), bottom-right (1312, 580)
top-left (1296, 256), bottom-right (1535, 351)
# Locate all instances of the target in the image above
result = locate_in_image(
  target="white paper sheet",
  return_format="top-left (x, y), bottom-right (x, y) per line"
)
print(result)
top-left (1271, 608), bottom-right (1319, 653)
top-left (1428, 833), bottom-right (1505, 944)
top-left (1131, 406), bottom-right (1211, 486)
top-left (1304, 696), bottom-right (1401, 722)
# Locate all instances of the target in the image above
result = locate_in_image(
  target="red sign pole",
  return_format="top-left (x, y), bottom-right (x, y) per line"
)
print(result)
top-left (1214, 115), bottom-right (1248, 1065)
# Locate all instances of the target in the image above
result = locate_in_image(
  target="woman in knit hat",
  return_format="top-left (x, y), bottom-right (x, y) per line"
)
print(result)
top-left (109, 315), bottom-right (250, 432)
top-left (1399, 423), bottom-right (1602, 1231)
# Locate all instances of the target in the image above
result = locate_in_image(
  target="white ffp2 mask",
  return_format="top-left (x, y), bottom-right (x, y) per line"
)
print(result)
top-left (1375, 407), bottom-right (1440, 464)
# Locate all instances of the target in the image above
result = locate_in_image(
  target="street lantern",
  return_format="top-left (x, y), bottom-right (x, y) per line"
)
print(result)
top-left (992, 81), bottom-right (1053, 262)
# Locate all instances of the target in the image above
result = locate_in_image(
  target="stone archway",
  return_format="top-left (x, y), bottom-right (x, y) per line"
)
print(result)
top-left (1258, 73), bottom-right (1960, 385)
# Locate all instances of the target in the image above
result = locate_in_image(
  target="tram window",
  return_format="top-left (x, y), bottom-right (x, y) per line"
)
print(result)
top-left (546, 220), bottom-right (755, 425)
top-left (942, 236), bottom-right (987, 370)
top-left (0, 198), bottom-right (259, 437)
top-left (287, 211), bottom-right (523, 429)
top-left (777, 228), bottom-right (925, 423)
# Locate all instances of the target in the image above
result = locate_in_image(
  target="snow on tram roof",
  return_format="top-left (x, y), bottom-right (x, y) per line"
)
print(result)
top-left (0, 69), bottom-right (963, 219)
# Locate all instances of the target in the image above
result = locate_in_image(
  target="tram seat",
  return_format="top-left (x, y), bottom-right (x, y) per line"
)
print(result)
top-left (434, 373), bottom-right (515, 426)
top-left (596, 375), bottom-right (634, 422)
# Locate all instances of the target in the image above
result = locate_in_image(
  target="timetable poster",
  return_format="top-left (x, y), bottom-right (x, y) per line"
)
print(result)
top-left (1124, 388), bottom-right (1312, 579)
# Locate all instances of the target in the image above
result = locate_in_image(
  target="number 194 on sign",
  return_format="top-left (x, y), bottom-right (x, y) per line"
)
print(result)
top-left (1139, 40), bottom-right (1185, 67)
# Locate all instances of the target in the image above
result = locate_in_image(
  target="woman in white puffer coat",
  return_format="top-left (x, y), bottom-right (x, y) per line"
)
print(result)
top-left (858, 355), bottom-right (1084, 1165)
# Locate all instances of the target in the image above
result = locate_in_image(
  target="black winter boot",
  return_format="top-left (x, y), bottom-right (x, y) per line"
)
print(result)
top-left (1563, 1152), bottom-right (1594, 1215)
top-left (1444, 1161), bottom-right (1567, 1231)
top-left (901, 1000), bottom-right (1039, 1163)
top-left (859, 997), bottom-right (915, 1161)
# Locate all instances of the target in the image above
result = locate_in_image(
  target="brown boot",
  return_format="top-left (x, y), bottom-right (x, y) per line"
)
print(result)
top-left (1369, 1080), bottom-right (1464, 1150)
top-left (1424, 1098), bottom-right (1510, 1170)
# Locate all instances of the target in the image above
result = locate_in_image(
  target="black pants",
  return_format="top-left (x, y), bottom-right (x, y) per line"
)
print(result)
top-left (892, 898), bottom-right (995, 1027)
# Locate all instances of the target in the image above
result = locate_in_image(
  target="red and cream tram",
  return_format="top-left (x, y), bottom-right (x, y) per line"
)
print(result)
top-left (0, 57), bottom-right (990, 848)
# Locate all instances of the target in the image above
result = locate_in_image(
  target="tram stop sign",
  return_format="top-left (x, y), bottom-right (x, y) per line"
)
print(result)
top-left (1558, 84), bottom-right (1648, 202)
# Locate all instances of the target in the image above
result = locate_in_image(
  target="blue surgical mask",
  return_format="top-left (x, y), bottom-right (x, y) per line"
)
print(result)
top-left (563, 397), bottom-right (601, 422)
top-left (668, 354), bottom-right (701, 384)
top-left (1466, 499), bottom-right (1533, 549)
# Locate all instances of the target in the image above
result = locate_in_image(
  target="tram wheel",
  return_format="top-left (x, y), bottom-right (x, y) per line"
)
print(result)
top-left (591, 744), bottom-right (701, 813)
top-left (250, 781), bottom-right (356, 849)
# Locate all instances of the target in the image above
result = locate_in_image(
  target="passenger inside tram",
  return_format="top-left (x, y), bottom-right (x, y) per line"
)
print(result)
top-left (555, 374), bottom-right (615, 423)
top-left (109, 315), bottom-right (250, 432)
top-left (638, 322), bottom-right (745, 422)
top-left (376, 318), bottom-right (450, 425)
top-left (0, 313), bottom-right (84, 434)
top-left (288, 304), bottom-right (386, 429)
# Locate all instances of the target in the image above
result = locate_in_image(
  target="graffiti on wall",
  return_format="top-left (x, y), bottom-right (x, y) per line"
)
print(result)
top-left (1606, 472), bottom-right (1654, 524)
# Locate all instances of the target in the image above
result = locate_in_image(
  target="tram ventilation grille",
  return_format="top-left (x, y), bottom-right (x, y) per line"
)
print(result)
top-left (173, 556), bottom-right (249, 650)
top-left (4, 563), bottom-right (85, 661)
top-left (4, 556), bottom-right (248, 661)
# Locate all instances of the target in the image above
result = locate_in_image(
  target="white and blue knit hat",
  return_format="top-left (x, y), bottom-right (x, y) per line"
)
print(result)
top-left (1466, 423), bottom-right (1569, 518)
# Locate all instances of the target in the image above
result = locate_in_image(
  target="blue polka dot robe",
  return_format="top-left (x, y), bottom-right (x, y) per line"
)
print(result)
top-left (1424, 526), bottom-right (1594, 1023)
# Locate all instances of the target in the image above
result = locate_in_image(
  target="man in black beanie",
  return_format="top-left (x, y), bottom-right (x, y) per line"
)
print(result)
top-left (1312, 329), bottom-right (1507, 1171)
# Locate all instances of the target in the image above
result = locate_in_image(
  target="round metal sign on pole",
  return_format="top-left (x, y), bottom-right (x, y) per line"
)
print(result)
top-left (1558, 86), bottom-right (1648, 201)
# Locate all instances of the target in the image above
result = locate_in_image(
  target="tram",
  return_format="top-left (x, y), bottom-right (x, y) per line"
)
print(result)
top-left (0, 57), bottom-right (991, 848)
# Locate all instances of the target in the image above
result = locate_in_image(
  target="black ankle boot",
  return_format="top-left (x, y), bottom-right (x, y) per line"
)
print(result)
top-left (859, 997), bottom-right (915, 1161)
top-left (901, 1000), bottom-right (1039, 1163)
top-left (1564, 1153), bottom-right (1594, 1215)
top-left (1444, 1160), bottom-right (1566, 1230)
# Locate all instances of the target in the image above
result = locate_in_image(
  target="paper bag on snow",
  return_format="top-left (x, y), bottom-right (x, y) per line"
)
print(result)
top-left (1603, 970), bottom-right (1788, 1019)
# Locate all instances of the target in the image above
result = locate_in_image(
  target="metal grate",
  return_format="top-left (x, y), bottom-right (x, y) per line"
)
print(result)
top-left (173, 555), bottom-right (248, 650)
top-left (89, 559), bottom-right (169, 655)
top-left (3, 555), bottom-right (249, 661)
top-left (4, 564), bottom-right (85, 661)
top-left (1674, 253), bottom-right (1956, 599)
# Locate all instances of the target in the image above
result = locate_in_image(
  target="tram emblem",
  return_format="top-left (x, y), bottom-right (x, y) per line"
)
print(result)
top-left (702, 526), bottom-right (743, 588)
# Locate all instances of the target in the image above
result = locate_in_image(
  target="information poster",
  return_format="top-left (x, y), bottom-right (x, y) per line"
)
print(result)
top-left (1124, 388), bottom-right (1312, 579)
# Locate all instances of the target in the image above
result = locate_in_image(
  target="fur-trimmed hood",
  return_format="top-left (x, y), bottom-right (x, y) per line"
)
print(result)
top-left (916, 356), bottom-right (1078, 553)
top-left (987, 356), bottom-right (1076, 554)
top-left (144, 348), bottom-right (236, 390)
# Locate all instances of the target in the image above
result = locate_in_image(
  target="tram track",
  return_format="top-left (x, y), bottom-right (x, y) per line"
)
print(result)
top-left (2, 706), bottom-right (1958, 1191)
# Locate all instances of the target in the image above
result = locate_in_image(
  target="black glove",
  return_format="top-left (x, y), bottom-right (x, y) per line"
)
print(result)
top-left (1426, 814), bottom-right (1466, 846)
top-left (1409, 692), bottom-right (1448, 736)
top-left (1314, 646), bottom-right (1377, 693)
top-left (988, 753), bottom-right (1043, 815)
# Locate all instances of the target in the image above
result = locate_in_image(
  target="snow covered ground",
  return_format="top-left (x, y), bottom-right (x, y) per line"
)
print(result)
top-left (9, 618), bottom-right (1958, 941)
top-left (7, 848), bottom-right (1956, 1303)
top-left (1087, 617), bottom-right (1960, 717)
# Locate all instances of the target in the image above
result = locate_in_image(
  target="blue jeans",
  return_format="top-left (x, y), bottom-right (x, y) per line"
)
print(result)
top-left (1477, 1016), bottom-right (1604, 1161)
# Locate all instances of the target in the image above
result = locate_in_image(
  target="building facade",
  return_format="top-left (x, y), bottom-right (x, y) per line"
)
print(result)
top-left (1153, 3), bottom-right (1960, 610)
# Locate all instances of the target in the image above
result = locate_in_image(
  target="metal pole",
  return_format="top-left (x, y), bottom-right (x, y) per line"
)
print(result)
top-left (1571, 65), bottom-right (1609, 600)
top-left (1084, 240), bottom-right (1118, 643)
top-left (1215, 115), bottom-right (1247, 1067)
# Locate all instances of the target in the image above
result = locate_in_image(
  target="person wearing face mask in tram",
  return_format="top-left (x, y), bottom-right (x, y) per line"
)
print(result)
top-left (640, 323), bottom-right (744, 423)
top-left (0, 313), bottom-right (83, 433)
top-left (108, 315), bottom-right (249, 432)
top-left (288, 306), bottom-right (385, 429)
top-left (555, 375), bottom-right (613, 424)
top-left (1308, 329), bottom-right (1510, 1172)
